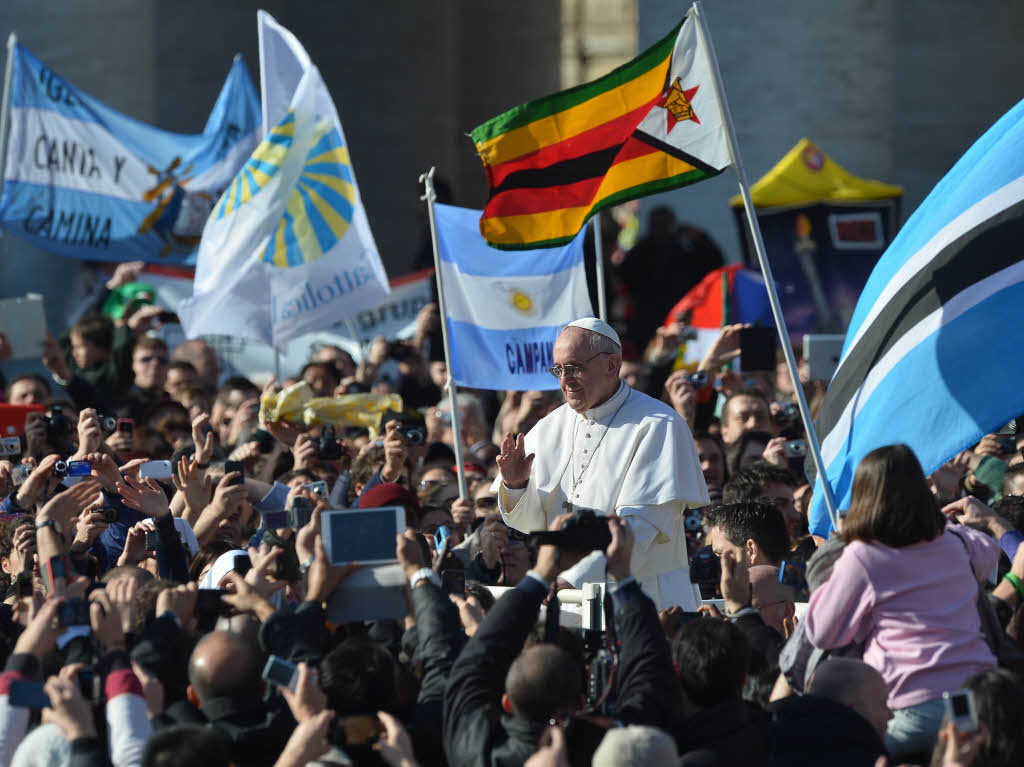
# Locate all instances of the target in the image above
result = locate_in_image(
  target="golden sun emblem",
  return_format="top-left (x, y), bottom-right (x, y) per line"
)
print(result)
top-left (510, 290), bottom-right (533, 313)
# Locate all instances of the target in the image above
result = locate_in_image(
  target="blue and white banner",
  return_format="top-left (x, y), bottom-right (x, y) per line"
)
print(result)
top-left (178, 11), bottom-right (390, 350)
top-left (0, 43), bottom-right (260, 265)
top-left (810, 95), bottom-right (1024, 536)
top-left (435, 203), bottom-right (593, 391)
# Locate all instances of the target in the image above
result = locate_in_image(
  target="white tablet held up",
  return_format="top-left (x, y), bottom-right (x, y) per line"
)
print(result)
top-left (0, 294), bottom-right (46, 359)
top-left (321, 506), bottom-right (406, 566)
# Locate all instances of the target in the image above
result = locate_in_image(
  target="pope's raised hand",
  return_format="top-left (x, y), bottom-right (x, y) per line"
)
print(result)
top-left (496, 432), bottom-right (534, 490)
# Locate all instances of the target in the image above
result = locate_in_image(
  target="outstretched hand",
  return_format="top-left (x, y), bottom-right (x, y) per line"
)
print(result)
top-left (496, 432), bottom-right (534, 490)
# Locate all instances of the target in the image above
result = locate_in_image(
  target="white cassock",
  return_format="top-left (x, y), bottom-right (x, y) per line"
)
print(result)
top-left (493, 380), bottom-right (709, 609)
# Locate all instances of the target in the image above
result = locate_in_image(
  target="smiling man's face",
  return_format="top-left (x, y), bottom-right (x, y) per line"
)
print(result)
top-left (551, 327), bottom-right (620, 413)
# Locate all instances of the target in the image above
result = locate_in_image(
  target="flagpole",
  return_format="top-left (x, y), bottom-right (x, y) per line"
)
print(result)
top-left (256, 19), bottom-right (268, 137)
top-left (419, 167), bottom-right (469, 500)
top-left (0, 34), bottom-right (17, 212)
top-left (591, 217), bottom-right (607, 321)
top-left (691, 2), bottom-right (840, 530)
top-left (344, 317), bottom-right (365, 365)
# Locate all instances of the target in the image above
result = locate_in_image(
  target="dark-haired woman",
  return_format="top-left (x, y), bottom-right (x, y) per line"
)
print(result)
top-left (804, 444), bottom-right (1000, 759)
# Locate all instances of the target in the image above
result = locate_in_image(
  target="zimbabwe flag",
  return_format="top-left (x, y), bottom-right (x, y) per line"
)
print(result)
top-left (472, 10), bottom-right (732, 250)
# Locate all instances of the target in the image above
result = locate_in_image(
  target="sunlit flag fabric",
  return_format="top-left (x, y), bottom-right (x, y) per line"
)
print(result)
top-left (661, 264), bottom-right (774, 366)
top-left (435, 203), bottom-right (592, 390)
top-left (471, 8), bottom-right (730, 249)
top-left (810, 96), bottom-right (1024, 536)
top-left (178, 11), bottom-right (389, 349)
top-left (0, 43), bottom-right (260, 265)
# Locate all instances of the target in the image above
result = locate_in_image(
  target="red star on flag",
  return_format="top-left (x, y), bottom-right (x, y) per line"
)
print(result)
top-left (659, 78), bottom-right (701, 134)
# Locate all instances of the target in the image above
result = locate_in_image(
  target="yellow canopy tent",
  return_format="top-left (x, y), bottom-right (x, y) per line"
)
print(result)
top-left (730, 138), bottom-right (903, 210)
top-left (729, 139), bottom-right (903, 335)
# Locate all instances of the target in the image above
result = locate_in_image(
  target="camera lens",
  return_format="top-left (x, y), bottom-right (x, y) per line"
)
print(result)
top-left (403, 427), bottom-right (425, 446)
top-left (54, 460), bottom-right (68, 476)
top-left (101, 416), bottom-right (116, 432)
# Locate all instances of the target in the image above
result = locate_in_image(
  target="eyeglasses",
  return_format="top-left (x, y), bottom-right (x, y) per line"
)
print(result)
top-left (419, 479), bottom-right (449, 489)
top-left (549, 351), bottom-right (609, 380)
top-left (137, 355), bottom-right (169, 365)
top-left (474, 497), bottom-right (498, 509)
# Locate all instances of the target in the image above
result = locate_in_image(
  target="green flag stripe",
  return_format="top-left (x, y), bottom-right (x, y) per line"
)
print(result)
top-left (471, 21), bottom-right (682, 144)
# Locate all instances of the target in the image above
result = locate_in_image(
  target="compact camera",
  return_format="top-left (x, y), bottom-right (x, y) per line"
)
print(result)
top-left (315, 425), bottom-right (343, 460)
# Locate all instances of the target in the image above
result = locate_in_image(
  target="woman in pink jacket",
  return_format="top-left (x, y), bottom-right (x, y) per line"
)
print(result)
top-left (804, 444), bottom-right (1000, 759)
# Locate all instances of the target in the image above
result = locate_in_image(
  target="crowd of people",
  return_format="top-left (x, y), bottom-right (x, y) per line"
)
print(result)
top-left (0, 212), bottom-right (1022, 767)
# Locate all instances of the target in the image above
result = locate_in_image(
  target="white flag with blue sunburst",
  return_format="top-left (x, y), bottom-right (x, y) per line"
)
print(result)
top-left (178, 11), bottom-right (390, 349)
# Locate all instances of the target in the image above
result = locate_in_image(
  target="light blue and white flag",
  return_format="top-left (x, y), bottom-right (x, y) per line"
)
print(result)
top-left (0, 43), bottom-right (260, 265)
top-left (435, 203), bottom-right (593, 391)
top-left (178, 11), bottom-right (389, 349)
top-left (810, 96), bottom-right (1024, 536)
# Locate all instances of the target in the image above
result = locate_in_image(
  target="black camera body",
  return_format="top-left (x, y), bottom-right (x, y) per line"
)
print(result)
top-left (529, 509), bottom-right (612, 553)
top-left (315, 425), bottom-right (342, 460)
top-left (251, 428), bottom-right (275, 454)
top-left (43, 406), bottom-right (73, 444)
top-left (98, 414), bottom-right (117, 432)
top-left (395, 424), bottom-right (425, 446)
top-left (775, 402), bottom-right (799, 426)
top-left (684, 509), bottom-right (703, 533)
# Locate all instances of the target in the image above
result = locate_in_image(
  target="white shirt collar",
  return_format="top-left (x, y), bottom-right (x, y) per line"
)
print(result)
top-left (580, 379), bottom-right (629, 422)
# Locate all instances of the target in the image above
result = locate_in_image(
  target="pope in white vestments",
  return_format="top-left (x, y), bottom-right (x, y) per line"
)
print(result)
top-left (493, 318), bottom-right (709, 609)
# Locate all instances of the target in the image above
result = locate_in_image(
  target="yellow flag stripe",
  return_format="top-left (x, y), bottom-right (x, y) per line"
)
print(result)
top-left (476, 57), bottom-right (670, 167)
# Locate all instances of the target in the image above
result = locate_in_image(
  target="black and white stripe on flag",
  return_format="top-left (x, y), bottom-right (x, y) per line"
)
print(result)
top-left (809, 97), bottom-right (1024, 535)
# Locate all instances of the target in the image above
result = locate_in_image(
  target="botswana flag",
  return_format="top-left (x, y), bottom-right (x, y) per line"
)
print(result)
top-left (809, 97), bottom-right (1024, 536)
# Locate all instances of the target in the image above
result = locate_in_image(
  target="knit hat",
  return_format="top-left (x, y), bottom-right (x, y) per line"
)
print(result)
top-left (359, 482), bottom-right (421, 522)
top-left (565, 317), bottom-right (621, 349)
top-left (591, 725), bottom-right (678, 767)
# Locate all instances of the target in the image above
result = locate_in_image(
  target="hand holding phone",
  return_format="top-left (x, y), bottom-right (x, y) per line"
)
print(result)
top-left (262, 655), bottom-right (299, 692)
top-left (739, 326), bottom-right (778, 372)
top-left (9, 680), bottom-right (51, 709)
top-left (943, 689), bottom-right (979, 734)
top-left (139, 460), bottom-right (173, 480)
top-left (224, 460), bottom-right (245, 486)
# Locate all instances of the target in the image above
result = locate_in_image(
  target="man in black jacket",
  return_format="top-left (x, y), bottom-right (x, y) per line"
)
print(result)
top-left (443, 514), bottom-right (685, 767)
top-left (672, 617), bottom-right (772, 765)
top-left (186, 630), bottom-right (294, 767)
top-left (770, 658), bottom-right (890, 767)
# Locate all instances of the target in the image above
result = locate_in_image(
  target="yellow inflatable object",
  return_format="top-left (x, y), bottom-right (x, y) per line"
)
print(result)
top-left (260, 380), bottom-right (403, 438)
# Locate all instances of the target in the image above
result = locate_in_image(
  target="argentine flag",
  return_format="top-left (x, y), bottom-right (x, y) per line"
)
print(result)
top-left (0, 43), bottom-right (260, 265)
top-left (811, 95), bottom-right (1024, 536)
top-left (435, 203), bottom-right (592, 391)
top-left (179, 12), bottom-right (389, 349)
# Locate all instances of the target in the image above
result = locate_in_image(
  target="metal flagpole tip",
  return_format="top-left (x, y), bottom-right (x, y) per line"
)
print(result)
top-left (419, 166), bottom-right (436, 200)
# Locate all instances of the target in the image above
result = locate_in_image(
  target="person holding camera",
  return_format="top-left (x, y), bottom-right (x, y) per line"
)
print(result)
top-left (443, 512), bottom-right (685, 767)
top-left (494, 318), bottom-right (708, 609)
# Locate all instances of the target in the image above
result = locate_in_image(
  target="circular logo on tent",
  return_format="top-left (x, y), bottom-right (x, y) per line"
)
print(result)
top-left (510, 290), bottom-right (534, 314)
top-left (802, 145), bottom-right (824, 172)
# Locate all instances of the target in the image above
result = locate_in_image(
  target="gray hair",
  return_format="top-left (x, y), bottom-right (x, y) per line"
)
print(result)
top-left (436, 392), bottom-right (486, 427)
